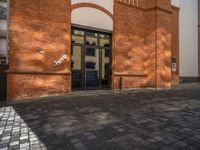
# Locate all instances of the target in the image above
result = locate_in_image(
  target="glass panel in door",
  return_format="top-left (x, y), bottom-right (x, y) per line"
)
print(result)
top-left (101, 48), bottom-right (110, 88)
top-left (84, 47), bottom-right (100, 89)
top-left (71, 46), bottom-right (82, 89)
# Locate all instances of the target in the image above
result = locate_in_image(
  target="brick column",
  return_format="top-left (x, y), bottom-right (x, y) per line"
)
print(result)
top-left (113, 0), bottom-right (172, 89)
top-left (171, 5), bottom-right (180, 86)
top-left (7, 0), bottom-right (71, 101)
top-left (155, 0), bottom-right (172, 88)
top-left (113, 0), bottom-right (149, 89)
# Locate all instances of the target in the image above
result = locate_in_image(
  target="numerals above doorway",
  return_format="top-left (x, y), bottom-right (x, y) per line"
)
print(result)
top-left (117, 0), bottom-right (139, 7)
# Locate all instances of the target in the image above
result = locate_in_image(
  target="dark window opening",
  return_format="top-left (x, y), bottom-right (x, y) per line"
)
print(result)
top-left (0, 57), bottom-right (6, 65)
top-left (105, 63), bottom-right (109, 79)
top-left (86, 62), bottom-right (96, 70)
top-left (86, 48), bottom-right (95, 56)
top-left (104, 43), bottom-right (110, 47)
top-left (71, 48), bottom-right (73, 55)
top-left (71, 61), bottom-right (74, 69)
top-left (105, 49), bottom-right (109, 57)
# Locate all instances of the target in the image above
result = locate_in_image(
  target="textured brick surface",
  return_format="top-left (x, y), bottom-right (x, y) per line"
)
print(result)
top-left (71, 3), bottom-right (113, 20)
top-left (155, 7), bottom-right (172, 88)
top-left (7, 0), bottom-right (71, 101)
top-left (112, 0), bottom-right (173, 89)
top-left (171, 6), bottom-right (180, 86)
top-left (7, 0), bottom-right (179, 100)
top-left (113, 1), bottom-right (148, 89)
top-left (1, 83), bottom-right (200, 150)
top-left (7, 74), bottom-right (71, 101)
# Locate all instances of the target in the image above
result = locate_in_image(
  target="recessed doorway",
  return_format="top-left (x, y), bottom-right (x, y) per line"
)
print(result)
top-left (71, 26), bottom-right (112, 90)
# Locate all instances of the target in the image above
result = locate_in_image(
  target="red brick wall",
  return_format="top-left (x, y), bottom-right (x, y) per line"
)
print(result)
top-left (144, 10), bottom-right (157, 87)
top-left (112, 1), bottom-right (147, 89)
top-left (139, 0), bottom-right (155, 8)
top-left (113, 0), bottom-right (173, 89)
top-left (7, 0), bottom-right (179, 100)
top-left (7, 0), bottom-right (71, 101)
top-left (71, 3), bottom-right (113, 20)
top-left (171, 6), bottom-right (180, 86)
top-left (155, 9), bottom-right (172, 88)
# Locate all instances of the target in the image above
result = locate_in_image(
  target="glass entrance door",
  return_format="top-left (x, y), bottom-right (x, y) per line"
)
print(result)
top-left (84, 47), bottom-right (100, 89)
top-left (71, 27), bottom-right (112, 90)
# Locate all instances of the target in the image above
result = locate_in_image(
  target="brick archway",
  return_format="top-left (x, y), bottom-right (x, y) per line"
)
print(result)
top-left (71, 3), bottom-right (113, 20)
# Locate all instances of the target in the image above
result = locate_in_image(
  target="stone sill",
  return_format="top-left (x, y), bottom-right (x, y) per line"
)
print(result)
top-left (6, 70), bottom-right (71, 75)
top-left (113, 72), bottom-right (147, 77)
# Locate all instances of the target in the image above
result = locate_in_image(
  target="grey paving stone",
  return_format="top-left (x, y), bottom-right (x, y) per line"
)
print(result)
top-left (147, 138), bottom-right (157, 143)
top-left (70, 138), bottom-right (80, 144)
top-left (30, 144), bottom-right (41, 150)
top-left (9, 145), bottom-right (20, 150)
top-left (176, 141), bottom-right (187, 147)
top-left (9, 140), bottom-right (19, 146)
top-left (117, 128), bottom-right (126, 132)
top-left (1, 83), bottom-right (200, 150)
top-left (133, 137), bottom-right (143, 142)
top-left (0, 143), bottom-right (8, 149)
top-left (74, 142), bottom-right (84, 148)
top-left (20, 136), bottom-right (28, 141)
top-left (154, 136), bottom-right (164, 141)
top-left (87, 135), bottom-right (96, 140)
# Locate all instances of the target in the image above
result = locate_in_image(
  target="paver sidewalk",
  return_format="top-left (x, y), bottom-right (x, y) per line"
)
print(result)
top-left (1, 83), bottom-right (200, 150)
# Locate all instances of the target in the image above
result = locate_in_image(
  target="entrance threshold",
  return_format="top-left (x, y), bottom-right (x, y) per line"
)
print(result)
top-left (72, 86), bottom-right (111, 91)
top-left (71, 89), bottom-right (116, 97)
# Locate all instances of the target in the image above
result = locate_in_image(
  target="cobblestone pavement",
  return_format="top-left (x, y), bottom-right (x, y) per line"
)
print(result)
top-left (1, 83), bottom-right (200, 150)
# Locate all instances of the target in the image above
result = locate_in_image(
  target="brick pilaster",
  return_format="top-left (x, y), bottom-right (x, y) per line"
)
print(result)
top-left (155, 0), bottom-right (172, 88)
top-left (7, 0), bottom-right (72, 101)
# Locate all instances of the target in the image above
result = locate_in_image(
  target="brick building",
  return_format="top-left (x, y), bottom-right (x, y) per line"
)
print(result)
top-left (0, 0), bottom-right (199, 101)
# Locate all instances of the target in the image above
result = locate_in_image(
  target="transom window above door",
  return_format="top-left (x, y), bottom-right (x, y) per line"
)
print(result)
top-left (72, 28), bottom-right (111, 48)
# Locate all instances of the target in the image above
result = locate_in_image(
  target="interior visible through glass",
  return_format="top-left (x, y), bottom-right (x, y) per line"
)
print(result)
top-left (71, 28), bottom-right (111, 90)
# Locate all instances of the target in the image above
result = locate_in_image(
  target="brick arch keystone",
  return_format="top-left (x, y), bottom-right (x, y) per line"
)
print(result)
top-left (71, 3), bottom-right (113, 20)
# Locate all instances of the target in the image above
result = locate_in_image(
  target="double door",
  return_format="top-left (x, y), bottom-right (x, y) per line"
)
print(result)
top-left (71, 45), bottom-right (111, 90)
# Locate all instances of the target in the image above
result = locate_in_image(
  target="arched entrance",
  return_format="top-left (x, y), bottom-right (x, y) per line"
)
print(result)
top-left (71, 3), bottom-right (113, 90)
